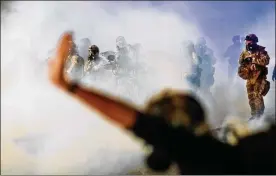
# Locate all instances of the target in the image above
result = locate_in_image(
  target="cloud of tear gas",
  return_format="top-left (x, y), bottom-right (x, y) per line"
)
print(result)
top-left (1, 1), bottom-right (203, 174)
top-left (2, 1), bottom-right (275, 174)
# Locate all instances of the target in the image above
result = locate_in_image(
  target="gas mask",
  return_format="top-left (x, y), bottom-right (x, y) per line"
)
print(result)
top-left (88, 45), bottom-right (99, 60)
top-left (197, 44), bottom-right (207, 56)
top-left (246, 42), bottom-right (257, 51)
top-left (88, 50), bottom-right (98, 61)
top-left (116, 36), bottom-right (127, 50)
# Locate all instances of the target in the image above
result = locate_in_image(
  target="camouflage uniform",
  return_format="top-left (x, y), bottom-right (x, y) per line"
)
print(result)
top-left (83, 45), bottom-right (110, 83)
top-left (65, 42), bottom-right (84, 82)
top-left (238, 45), bottom-right (270, 117)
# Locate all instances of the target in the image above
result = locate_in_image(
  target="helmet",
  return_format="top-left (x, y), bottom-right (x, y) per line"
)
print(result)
top-left (232, 35), bottom-right (240, 43)
top-left (88, 45), bottom-right (99, 56)
top-left (244, 34), bottom-right (258, 43)
top-left (116, 36), bottom-right (127, 49)
top-left (196, 37), bottom-right (206, 46)
top-left (116, 36), bottom-right (126, 43)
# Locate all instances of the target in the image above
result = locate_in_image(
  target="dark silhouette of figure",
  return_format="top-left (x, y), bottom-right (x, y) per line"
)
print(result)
top-left (182, 40), bottom-right (202, 90)
top-left (224, 35), bottom-right (243, 82)
top-left (195, 37), bottom-right (216, 94)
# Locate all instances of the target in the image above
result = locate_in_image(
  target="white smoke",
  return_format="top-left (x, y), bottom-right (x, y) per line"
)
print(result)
top-left (1, 1), bottom-right (275, 175)
top-left (1, 1), bottom-right (202, 174)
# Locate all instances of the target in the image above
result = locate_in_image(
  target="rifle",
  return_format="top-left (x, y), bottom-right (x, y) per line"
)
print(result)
top-left (240, 57), bottom-right (252, 65)
top-left (240, 57), bottom-right (261, 84)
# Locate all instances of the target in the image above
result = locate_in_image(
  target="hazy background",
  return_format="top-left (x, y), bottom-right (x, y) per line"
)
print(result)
top-left (1, 1), bottom-right (275, 175)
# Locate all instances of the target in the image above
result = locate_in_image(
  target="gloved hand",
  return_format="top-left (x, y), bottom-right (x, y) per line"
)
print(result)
top-left (242, 57), bottom-right (252, 64)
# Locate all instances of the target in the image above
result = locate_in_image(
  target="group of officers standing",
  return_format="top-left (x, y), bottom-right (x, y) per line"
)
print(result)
top-left (186, 34), bottom-right (274, 120)
top-left (65, 33), bottom-right (274, 120)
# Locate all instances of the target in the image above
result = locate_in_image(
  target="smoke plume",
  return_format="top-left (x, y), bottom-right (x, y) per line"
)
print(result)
top-left (1, 1), bottom-right (275, 174)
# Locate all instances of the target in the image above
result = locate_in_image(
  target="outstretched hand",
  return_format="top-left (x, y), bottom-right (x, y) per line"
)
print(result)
top-left (48, 32), bottom-right (73, 89)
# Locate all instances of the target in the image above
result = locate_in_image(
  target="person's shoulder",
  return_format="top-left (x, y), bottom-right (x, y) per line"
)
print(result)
top-left (257, 45), bottom-right (266, 50)
top-left (257, 45), bottom-right (268, 54)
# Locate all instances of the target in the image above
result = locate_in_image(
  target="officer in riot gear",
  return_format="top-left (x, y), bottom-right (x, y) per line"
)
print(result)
top-left (224, 35), bottom-right (243, 82)
top-left (182, 40), bottom-right (202, 90)
top-left (84, 45), bottom-right (109, 75)
top-left (65, 40), bottom-right (84, 82)
top-left (195, 37), bottom-right (216, 94)
top-left (238, 34), bottom-right (270, 119)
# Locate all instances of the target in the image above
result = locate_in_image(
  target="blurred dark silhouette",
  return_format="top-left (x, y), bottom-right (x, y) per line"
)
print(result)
top-left (224, 35), bottom-right (243, 82)
top-left (131, 91), bottom-right (276, 174)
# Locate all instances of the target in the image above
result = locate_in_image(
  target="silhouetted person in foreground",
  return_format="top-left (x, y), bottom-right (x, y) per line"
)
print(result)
top-left (48, 32), bottom-right (276, 175)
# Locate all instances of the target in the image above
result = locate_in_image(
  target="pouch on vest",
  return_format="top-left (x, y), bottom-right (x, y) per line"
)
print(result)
top-left (261, 80), bottom-right (270, 96)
